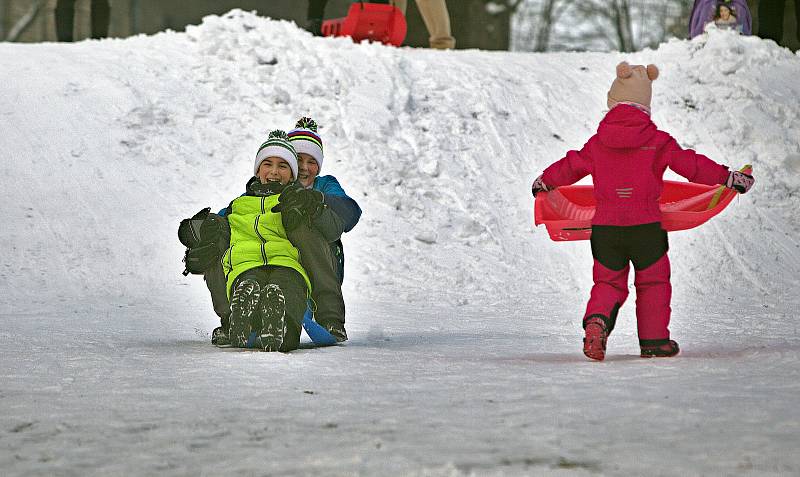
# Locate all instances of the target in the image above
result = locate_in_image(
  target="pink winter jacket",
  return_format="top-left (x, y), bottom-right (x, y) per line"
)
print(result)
top-left (541, 104), bottom-right (731, 226)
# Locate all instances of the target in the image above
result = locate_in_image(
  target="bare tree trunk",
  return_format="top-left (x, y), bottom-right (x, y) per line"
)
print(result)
top-left (0, 0), bottom-right (6, 40)
top-left (6, 0), bottom-right (45, 42)
top-left (612, 0), bottom-right (635, 52)
top-left (534, 0), bottom-right (558, 52)
top-left (131, 0), bottom-right (140, 36)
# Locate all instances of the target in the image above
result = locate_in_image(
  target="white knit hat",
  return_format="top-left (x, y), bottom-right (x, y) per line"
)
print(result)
top-left (254, 130), bottom-right (298, 180)
top-left (287, 117), bottom-right (324, 170)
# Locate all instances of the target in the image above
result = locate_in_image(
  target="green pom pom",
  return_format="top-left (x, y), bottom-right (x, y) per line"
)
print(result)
top-left (268, 129), bottom-right (288, 140)
top-left (295, 117), bottom-right (318, 132)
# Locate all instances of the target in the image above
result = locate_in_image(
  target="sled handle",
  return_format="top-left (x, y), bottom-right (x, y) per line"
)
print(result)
top-left (707, 164), bottom-right (753, 210)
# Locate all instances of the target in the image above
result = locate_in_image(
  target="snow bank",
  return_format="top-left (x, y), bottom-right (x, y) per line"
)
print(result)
top-left (1, 10), bottom-right (798, 310)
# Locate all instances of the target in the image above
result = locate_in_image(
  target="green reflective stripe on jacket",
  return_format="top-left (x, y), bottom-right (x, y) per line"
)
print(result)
top-left (222, 194), bottom-right (311, 298)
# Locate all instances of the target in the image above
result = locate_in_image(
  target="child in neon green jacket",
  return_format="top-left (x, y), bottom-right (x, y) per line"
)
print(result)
top-left (222, 130), bottom-right (313, 351)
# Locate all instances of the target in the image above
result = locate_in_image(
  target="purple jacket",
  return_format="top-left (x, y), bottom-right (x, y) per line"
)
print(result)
top-left (689, 0), bottom-right (752, 38)
top-left (541, 105), bottom-right (730, 227)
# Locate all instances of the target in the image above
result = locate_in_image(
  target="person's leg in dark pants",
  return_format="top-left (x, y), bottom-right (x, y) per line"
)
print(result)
top-left (759, 0), bottom-right (787, 43)
top-left (90, 0), bottom-right (110, 39)
top-left (55, 0), bottom-right (76, 42)
top-left (231, 266), bottom-right (307, 351)
top-left (260, 266), bottom-right (308, 352)
top-left (202, 213), bottom-right (231, 344)
top-left (306, 0), bottom-right (328, 35)
top-left (794, 0), bottom-right (800, 44)
top-left (288, 223), bottom-right (347, 341)
top-left (204, 260), bottom-right (231, 344)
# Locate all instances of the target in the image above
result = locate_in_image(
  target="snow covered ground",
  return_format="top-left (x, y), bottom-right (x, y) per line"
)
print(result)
top-left (1, 11), bottom-right (799, 476)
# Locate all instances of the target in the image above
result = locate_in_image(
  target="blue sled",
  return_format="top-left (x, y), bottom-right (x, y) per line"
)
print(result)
top-left (243, 304), bottom-right (338, 348)
top-left (302, 307), bottom-right (338, 346)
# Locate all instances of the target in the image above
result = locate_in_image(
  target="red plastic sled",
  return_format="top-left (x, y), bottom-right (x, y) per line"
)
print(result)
top-left (321, 2), bottom-right (407, 47)
top-left (534, 166), bottom-right (752, 241)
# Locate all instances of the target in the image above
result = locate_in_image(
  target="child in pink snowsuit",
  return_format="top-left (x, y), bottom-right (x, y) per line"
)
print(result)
top-left (531, 62), bottom-right (754, 361)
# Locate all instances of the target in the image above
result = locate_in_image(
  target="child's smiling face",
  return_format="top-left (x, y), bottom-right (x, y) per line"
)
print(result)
top-left (297, 153), bottom-right (320, 188)
top-left (257, 156), bottom-right (293, 185)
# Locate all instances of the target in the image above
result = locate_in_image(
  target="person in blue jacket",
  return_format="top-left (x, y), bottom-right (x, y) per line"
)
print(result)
top-left (201, 117), bottom-right (361, 346)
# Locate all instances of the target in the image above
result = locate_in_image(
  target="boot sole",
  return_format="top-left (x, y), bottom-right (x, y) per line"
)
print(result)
top-left (229, 279), bottom-right (261, 348)
top-left (256, 285), bottom-right (286, 352)
top-left (583, 323), bottom-right (607, 361)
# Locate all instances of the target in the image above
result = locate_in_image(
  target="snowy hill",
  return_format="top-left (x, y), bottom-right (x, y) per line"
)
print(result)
top-left (1, 11), bottom-right (799, 476)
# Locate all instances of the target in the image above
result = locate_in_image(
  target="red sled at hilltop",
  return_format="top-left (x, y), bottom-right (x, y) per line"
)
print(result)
top-left (534, 165), bottom-right (752, 241)
top-left (322, 2), bottom-right (407, 46)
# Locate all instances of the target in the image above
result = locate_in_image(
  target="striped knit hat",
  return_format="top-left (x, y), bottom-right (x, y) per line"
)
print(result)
top-left (254, 130), bottom-right (298, 180)
top-left (287, 117), bottom-right (324, 170)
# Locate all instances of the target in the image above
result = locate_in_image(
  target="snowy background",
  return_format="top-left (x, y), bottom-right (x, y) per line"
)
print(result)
top-left (2, 10), bottom-right (799, 475)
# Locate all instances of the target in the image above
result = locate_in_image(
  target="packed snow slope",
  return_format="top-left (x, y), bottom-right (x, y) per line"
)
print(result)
top-left (1, 11), bottom-right (799, 476)
top-left (2, 11), bottom-right (799, 309)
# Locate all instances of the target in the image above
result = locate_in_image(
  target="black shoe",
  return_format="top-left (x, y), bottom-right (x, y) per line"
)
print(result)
top-left (211, 326), bottom-right (230, 347)
top-left (327, 323), bottom-right (348, 342)
top-left (229, 279), bottom-right (261, 348)
top-left (640, 339), bottom-right (680, 358)
top-left (254, 284), bottom-right (286, 352)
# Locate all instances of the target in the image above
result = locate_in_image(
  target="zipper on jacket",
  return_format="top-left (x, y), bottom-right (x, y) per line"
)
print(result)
top-left (255, 197), bottom-right (269, 265)
top-left (225, 244), bottom-right (234, 280)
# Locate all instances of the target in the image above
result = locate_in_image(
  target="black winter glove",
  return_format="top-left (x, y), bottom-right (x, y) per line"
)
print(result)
top-left (271, 181), bottom-right (304, 210)
top-left (247, 178), bottom-right (286, 197)
top-left (271, 183), bottom-right (325, 231)
top-left (183, 243), bottom-right (220, 276)
top-left (178, 207), bottom-right (226, 275)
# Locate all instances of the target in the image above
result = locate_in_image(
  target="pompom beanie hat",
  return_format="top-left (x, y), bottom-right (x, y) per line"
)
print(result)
top-left (607, 61), bottom-right (660, 111)
top-left (287, 117), bottom-right (324, 170)
top-left (254, 129), bottom-right (298, 180)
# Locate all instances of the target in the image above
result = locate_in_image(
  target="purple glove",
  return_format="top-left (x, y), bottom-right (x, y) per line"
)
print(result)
top-left (531, 174), bottom-right (551, 197)
top-left (725, 170), bottom-right (754, 194)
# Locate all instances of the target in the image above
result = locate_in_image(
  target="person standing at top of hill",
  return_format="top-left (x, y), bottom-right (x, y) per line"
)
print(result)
top-left (530, 62), bottom-right (755, 361)
top-left (55, 0), bottom-right (110, 42)
top-left (305, 0), bottom-right (455, 49)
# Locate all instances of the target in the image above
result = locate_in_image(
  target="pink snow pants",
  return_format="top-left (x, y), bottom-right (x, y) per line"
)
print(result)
top-left (584, 223), bottom-right (672, 341)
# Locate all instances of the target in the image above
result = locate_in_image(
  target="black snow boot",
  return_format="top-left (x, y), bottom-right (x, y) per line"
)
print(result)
top-left (326, 321), bottom-right (348, 342)
top-left (254, 284), bottom-right (287, 352)
top-left (228, 279), bottom-right (261, 348)
top-left (211, 326), bottom-right (230, 347)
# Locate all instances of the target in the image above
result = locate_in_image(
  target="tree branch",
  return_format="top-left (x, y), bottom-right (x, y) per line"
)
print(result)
top-left (6, 0), bottom-right (45, 42)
